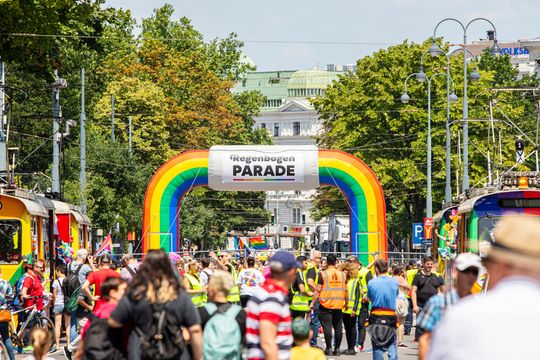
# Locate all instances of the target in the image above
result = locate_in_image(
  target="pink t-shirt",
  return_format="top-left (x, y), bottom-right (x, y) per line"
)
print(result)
top-left (81, 301), bottom-right (118, 338)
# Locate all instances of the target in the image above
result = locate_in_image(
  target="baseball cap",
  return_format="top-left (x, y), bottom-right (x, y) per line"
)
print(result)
top-left (269, 251), bottom-right (301, 272)
top-left (292, 318), bottom-right (310, 338)
top-left (454, 252), bottom-right (482, 271)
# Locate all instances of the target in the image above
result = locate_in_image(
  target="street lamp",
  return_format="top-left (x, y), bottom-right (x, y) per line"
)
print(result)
top-left (402, 72), bottom-right (458, 218)
top-left (432, 17), bottom-right (499, 193)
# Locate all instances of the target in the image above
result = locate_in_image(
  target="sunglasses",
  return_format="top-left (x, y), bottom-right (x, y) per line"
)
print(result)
top-left (461, 268), bottom-right (479, 276)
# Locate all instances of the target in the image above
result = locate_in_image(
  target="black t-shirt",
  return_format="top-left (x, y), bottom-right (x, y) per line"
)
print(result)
top-left (291, 272), bottom-right (303, 293)
top-left (198, 301), bottom-right (246, 337)
top-left (412, 272), bottom-right (441, 306)
top-left (111, 289), bottom-right (201, 331)
top-left (306, 267), bottom-right (318, 282)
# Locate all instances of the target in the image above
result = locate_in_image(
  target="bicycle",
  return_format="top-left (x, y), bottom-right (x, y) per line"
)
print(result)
top-left (8, 298), bottom-right (55, 353)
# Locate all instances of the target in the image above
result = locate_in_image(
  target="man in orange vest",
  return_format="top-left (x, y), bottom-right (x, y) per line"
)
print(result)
top-left (312, 254), bottom-right (347, 356)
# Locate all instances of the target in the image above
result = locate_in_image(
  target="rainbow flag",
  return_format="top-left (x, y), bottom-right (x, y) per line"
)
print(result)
top-left (249, 236), bottom-right (269, 250)
top-left (96, 233), bottom-right (113, 256)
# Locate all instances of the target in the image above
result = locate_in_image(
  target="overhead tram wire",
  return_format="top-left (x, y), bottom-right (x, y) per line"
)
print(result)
top-left (0, 32), bottom-right (396, 47)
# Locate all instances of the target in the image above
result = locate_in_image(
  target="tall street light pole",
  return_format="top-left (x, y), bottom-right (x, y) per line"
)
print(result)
top-left (49, 71), bottom-right (67, 197)
top-left (402, 72), bottom-right (458, 218)
top-left (430, 18), bottom-right (499, 194)
top-left (418, 48), bottom-right (479, 203)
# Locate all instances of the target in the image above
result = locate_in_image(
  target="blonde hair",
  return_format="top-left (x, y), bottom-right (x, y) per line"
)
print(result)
top-left (30, 328), bottom-right (51, 360)
top-left (208, 270), bottom-right (233, 295)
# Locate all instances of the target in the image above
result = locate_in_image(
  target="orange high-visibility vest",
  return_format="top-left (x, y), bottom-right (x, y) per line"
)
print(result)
top-left (319, 268), bottom-right (347, 309)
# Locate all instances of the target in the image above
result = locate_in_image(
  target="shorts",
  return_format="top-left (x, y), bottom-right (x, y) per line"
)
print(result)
top-left (53, 303), bottom-right (65, 315)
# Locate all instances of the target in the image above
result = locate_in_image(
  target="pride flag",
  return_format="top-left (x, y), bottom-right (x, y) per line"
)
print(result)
top-left (96, 233), bottom-right (113, 256)
top-left (249, 236), bottom-right (269, 250)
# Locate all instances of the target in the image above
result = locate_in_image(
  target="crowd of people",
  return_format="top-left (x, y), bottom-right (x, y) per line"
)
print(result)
top-left (0, 215), bottom-right (538, 359)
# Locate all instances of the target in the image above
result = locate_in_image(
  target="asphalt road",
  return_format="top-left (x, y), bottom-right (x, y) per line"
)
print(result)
top-left (16, 332), bottom-right (419, 359)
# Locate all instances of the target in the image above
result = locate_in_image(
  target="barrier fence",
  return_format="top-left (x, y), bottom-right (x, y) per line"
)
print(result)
top-left (120, 249), bottom-right (429, 266)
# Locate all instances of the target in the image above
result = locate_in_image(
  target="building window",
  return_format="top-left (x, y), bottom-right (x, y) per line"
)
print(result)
top-left (293, 122), bottom-right (300, 136)
top-left (274, 123), bottom-right (280, 137)
top-left (242, 79), bottom-right (247, 87)
top-left (302, 214), bottom-right (306, 224)
top-left (260, 123), bottom-right (266, 129)
top-left (293, 208), bottom-right (301, 224)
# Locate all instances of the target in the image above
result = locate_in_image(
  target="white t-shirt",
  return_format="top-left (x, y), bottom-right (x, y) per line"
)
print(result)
top-left (199, 269), bottom-right (213, 287)
top-left (238, 268), bottom-right (265, 296)
top-left (52, 278), bottom-right (64, 306)
top-left (429, 276), bottom-right (540, 360)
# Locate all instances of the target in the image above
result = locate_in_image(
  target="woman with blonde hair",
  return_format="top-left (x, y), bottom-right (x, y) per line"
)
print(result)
top-left (393, 265), bottom-right (411, 348)
top-left (25, 328), bottom-right (54, 360)
top-left (109, 249), bottom-right (203, 360)
top-left (183, 260), bottom-right (207, 308)
top-left (341, 262), bottom-right (362, 355)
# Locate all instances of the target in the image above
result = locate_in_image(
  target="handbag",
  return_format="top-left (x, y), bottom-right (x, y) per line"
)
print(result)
top-left (0, 309), bottom-right (11, 323)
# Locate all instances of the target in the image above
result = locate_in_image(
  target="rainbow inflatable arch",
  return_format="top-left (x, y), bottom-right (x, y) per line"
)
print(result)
top-left (142, 149), bottom-right (387, 264)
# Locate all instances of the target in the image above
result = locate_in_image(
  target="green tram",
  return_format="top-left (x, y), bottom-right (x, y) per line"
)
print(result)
top-left (433, 172), bottom-right (540, 291)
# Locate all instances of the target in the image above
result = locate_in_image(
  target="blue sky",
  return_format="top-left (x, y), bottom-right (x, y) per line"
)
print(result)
top-left (105, 0), bottom-right (538, 71)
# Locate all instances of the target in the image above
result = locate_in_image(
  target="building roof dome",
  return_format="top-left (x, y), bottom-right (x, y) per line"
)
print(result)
top-left (287, 69), bottom-right (338, 90)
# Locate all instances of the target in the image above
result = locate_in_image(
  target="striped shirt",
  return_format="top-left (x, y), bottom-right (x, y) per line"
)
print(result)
top-left (0, 279), bottom-right (12, 309)
top-left (246, 278), bottom-right (292, 360)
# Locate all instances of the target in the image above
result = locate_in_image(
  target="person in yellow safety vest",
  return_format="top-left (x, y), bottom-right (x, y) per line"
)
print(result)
top-left (215, 252), bottom-right (241, 303)
top-left (306, 250), bottom-right (322, 347)
top-left (346, 254), bottom-right (374, 352)
top-left (312, 254), bottom-right (347, 356)
top-left (404, 260), bottom-right (419, 336)
top-left (341, 261), bottom-right (362, 356)
top-left (290, 256), bottom-right (313, 319)
top-left (183, 260), bottom-right (207, 307)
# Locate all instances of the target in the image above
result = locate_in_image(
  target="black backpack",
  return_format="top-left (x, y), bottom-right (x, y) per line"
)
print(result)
top-left (135, 302), bottom-right (184, 360)
top-left (83, 317), bottom-right (125, 360)
top-left (63, 264), bottom-right (83, 298)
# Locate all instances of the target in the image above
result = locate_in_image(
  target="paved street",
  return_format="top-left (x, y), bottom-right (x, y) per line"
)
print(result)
top-left (15, 332), bottom-right (419, 359)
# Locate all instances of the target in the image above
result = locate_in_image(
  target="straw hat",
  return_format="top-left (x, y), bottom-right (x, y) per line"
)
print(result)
top-left (488, 215), bottom-right (540, 269)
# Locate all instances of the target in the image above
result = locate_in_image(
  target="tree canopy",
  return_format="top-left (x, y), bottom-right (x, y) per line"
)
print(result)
top-left (2, 1), bottom-right (270, 251)
top-left (311, 40), bottom-right (539, 248)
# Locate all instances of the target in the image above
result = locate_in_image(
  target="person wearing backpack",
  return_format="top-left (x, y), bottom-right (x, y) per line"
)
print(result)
top-left (120, 255), bottom-right (139, 282)
top-left (0, 268), bottom-right (15, 360)
top-left (109, 249), bottom-right (202, 360)
top-left (66, 249), bottom-right (94, 343)
top-left (198, 270), bottom-right (246, 359)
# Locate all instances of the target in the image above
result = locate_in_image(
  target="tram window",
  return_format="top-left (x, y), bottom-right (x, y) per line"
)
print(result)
top-left (499, 198), bottom-right (540, 208)
top-left (478, 217), bottom-right (498, 243)
top-left (0, 220), bottom-right (22, 264)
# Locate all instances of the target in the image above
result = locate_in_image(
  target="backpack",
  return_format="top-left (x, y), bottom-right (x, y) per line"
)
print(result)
top-left (135, 302), bottom-right (184, 360)
top-left (13, 274), bottom-right (30, 308)
top-left (63, 264), bottom-right (83, 312)
top-left (202, 302), bottom-right (242, 360)
top-left (83, 316), bottom-right (125, 360)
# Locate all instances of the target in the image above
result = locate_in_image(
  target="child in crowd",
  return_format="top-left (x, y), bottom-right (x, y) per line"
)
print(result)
top-left (25, 328), bottom-right (54, 360)
top-left (291, 318), bottom-right (326, 360)
top-left (64, 277), bottom-right (127, 360)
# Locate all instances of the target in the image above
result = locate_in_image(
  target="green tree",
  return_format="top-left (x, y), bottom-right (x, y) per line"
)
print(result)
top-left (312, 40), bottom-right (539, 245)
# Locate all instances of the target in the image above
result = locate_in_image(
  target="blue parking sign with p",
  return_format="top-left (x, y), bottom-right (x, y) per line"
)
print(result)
top-left (412, 223), bottom-right (424, 248)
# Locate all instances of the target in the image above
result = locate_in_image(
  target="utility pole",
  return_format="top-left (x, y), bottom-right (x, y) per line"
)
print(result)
top-left (50, 71), bottom-right (67, 196)
top-left (128, 116), bottom-right (132, 156)
top-left (0, 58), bottom-right (7, 180)
top-left (111, 95), bottom-right (115, 143)
top-left (80, 67), bottom-right (87, 213)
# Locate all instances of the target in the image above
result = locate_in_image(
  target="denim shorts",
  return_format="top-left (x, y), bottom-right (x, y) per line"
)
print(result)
top-left (53, 303), bottom-right (65, 315)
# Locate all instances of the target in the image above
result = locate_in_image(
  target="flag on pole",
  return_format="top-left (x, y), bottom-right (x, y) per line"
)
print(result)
top-left (96, 233), bottom-right (113, 256)
top-left (248, 236), bottom-right (269, 250)
top-left (239, 237), bottom-right (251, 256)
